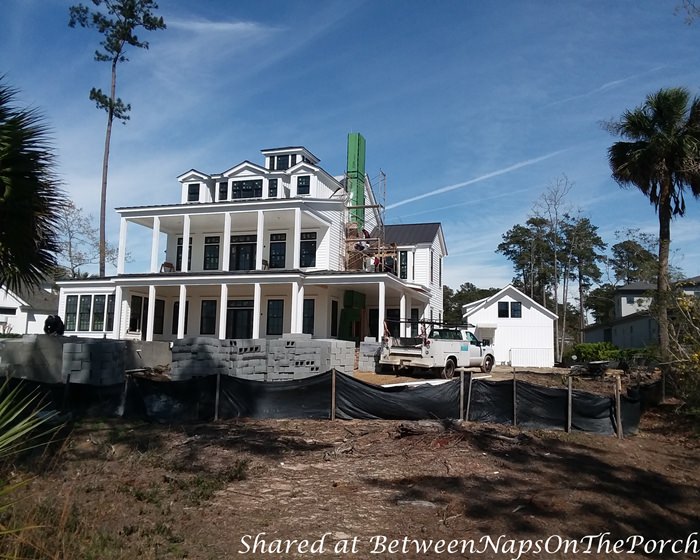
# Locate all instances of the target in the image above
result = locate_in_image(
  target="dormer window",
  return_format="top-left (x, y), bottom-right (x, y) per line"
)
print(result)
top-left (232, 179), bottom-right (262, 199)
top-left (273, 155), bottom-right (289, 171)
top-left (268, 178), bottom-right (278, 198)
top-left (187, 183), bottom-right (200, 202)
top-left (297, 175), bottom-right (310, 195)
top-left (218, 182), bottom-right (228, 201)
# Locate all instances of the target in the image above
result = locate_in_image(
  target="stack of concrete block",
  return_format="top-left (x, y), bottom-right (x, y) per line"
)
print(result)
top-left (315, 339), bottom-right (355, 374)
top-left (267, 334), bottom-right (321, 381)
top-left (228, 339), bottom-right (267, 381)
top-left (0, 335), bottom-right (64, 383)
top-left (61, 339), bottom-right (125, 385)
top-left (358, 337), bottom-right (382, 373)
top-left (170, 337), bottom-right (228, 380)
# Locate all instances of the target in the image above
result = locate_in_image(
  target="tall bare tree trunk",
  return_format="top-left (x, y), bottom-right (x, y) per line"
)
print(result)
top-left (99, 58), bottom-right (117, 278)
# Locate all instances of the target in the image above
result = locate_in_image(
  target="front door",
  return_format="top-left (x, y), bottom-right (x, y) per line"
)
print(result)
top-left (226, 300), bottom-right (254, 339)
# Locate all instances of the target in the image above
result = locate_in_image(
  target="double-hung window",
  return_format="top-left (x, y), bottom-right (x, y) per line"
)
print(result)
top-left (302, 299), bottom-right (314, 335)
top-left (269, 233), bottom-right (286, 269)
top-left (187, 183), bottom-right (199, 202)
top-left (297, 175), bottom-right (310, 195)
top-left (232, 179), bottom-right (262, 199)
top-left (200, 300), bottom-right (217, 335)
top-left (266, 300), bottom-right (284, 335)
top-left (78, 295), bottom-right (92, 331)
top-left (399, 251), bottom-right (408, 280)
top-left (92, 295), bottom-right (106, 331)
top-left (203, 236), bottom-right (220, 270)
top-left (218, 181), bottom-right (228, 201)
top-left (268, 178), bottom-right (278, 198)
top-left (65, 295), bottom-right (78, 331)
top-left (230, 235), bottom-right (257, 271)
top-left (176, 237), bottom-right (192, 271)
top-left (300, 232), bottom-right (317, 267)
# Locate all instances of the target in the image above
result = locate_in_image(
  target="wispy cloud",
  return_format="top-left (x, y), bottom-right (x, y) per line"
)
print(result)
top-left (386, 149), bottom-right (569, 210)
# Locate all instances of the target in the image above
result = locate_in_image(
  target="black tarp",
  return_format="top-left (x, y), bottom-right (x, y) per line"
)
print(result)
top-left (515, 381), bottom-right (569, 430)
top-left (335, 374), bottom-right (461, 420)
top-left (468, 380), bottom-right (514, 424)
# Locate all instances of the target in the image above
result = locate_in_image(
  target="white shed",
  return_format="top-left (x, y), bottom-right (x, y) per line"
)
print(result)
top-left (0, 284), bottom-right (58, 335)
top-left (462, 284), bottom-right (557, 368)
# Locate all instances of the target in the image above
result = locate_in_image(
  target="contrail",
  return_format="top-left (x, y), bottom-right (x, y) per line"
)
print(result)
top-left (386, 149), bottom-right (568, 210)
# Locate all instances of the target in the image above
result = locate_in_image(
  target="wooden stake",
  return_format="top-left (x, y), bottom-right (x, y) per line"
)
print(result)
top-left (567, 374), bottom-right (572, 433)
top-left (214, 373), bottom-right (221, 422)
top-left (512, 370), bottom-right (517, 427)
top-left (459, 370), bottom-right (465, 421)
top-left (331, 368), bottom-right (337, 420)
top-left (615, 374), bottom-right (623, 439)
top-left (465, 372), bottom-right (473, 422)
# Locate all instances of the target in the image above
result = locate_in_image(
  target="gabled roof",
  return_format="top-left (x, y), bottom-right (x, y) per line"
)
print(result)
top-left (374, 223), bottom-right (447, 254)
top-left (617, 281), bottom-right (655, 292)
top-left (462, 284), bottom-right (558, 320)
top-left (2, 284), bottom-right (58, 314)
top-left (260, 146), bottom-right (320, 165)
top-left (221, 160), bottom-right (269, 177)
top-left (176, 169), bottom-right (209, 182)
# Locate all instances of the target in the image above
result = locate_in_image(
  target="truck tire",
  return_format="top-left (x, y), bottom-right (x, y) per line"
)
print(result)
top-left (441, 358), bottom-right (456, 379)
top-left (481, 355), bottom-right (494, 373)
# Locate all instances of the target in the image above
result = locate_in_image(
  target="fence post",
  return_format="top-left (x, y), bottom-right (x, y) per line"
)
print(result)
top-left (214, 372), bottom-right (221, 422)
top-left (459, 370), bottom-right (465, 421)
top-left (566, 374), bottom-right (572, 433)
top-left (62, 372), bottom-right (71, 413)
top-left (465, 371), bottom-right (473, 422)
top-left (331, 368), bottom-right (337, 420)
top-left (615, 374), bottom-right (623, 439)
top-left (512, 370), bottom-right (517, 427)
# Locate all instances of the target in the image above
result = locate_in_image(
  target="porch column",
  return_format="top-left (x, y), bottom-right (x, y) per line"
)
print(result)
top-left (177, 284), bottom-right (187, 339)
top-left (256, 210), bottom-right (264, 270)
top-left (405, 295), bottom-right (412, 337)
top-left (150, 216), bottom-right (161, 273)
top-left (117, 218), bottom-right (128, 274)
top-left (377, 281), bottom-right (386, 342)
top-left (113, 286), bottom-right (123, 338)
top-left (146, 285), bottom-right (156, 341)
top-left (218, 284), bottom-right (228, 339)
top-left (181, 215), bottom-right (191, 272)
top-left (252, 282), bottom-right (261, 338)
top-left (400, 292), bottom-right (407, 337)
top-left (293, 208), bottom-right (301, 269)
top-left (222, 212), bottom-right (231, 271)
top-left (290, 280), bottom-right (300, 333)
top-left (296, 283), bottom-right (305, 333)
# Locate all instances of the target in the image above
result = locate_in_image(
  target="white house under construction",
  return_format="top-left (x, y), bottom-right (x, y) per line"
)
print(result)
top-left (56, 134), bottom-right (446, 343)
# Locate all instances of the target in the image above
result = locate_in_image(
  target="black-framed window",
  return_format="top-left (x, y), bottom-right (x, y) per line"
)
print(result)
top-left (498, 302), bottom-right (509, 318)
top-left (154, 299), bottom-right (165, 335)
top-left (230, 234), bottom-right (257, 271)
top-left (331, 299), bottom-right (339, 337)
top-left (300, 232), bottom-right (317, 267)
top-left (176, 237), bottom-right (192, 271)
top-left (439, 257), bottom-right (442, 286)
top-left (269, 233), bottom-right (286, 269)
top-left (65, 295), bottom-right (78, 331)
top-left (266, 299), bottom-right (284, 335)
top-left (78, 295), bottom-right (92, 331)
top-left (232, 179), bottom-right (262, 199)
top-left (268, 178), bottom-right (278, 198)
top-left (187, 183), bottom-right (200, 202)
top-left (106, 295), bottom-right (115, 331)
top-left (92, 295), bottom-right (106, 331)
top-left (430, 250), bottom-right (434, 283)
top-left (302, 299), bottom-right (314, 335)
top-left (218, 182), bottom-right (228, 201)
top-left (297, 175), bottom-right (310, 195)
top-left (274, 155), bottom-right (289, 170)
top-left (203, 236), bottom-right (220, 270)
top-left (129, 295), bottom-right (144, 332)
top-left (510, 301), bottom-right (522, 318)
top-left (410, 308), bottom-right (419, 337)
top-left (172, 301), bottom-right (189, 335)
top-left (200, 300), bottom-right (217, 335)
top-left (399, 251), bottom-right (408, 280)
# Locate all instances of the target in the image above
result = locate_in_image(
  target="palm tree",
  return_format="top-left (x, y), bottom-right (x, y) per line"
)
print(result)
top-left (607, 87), bottom-right (700, 363)
top-left (0, 78), bottom-right (64, 292)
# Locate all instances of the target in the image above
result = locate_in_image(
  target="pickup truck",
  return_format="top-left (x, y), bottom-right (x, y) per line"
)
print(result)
top-left (379, 327), bottom-right (495, 379)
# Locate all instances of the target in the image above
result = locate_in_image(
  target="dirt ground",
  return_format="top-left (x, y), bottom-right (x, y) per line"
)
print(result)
top-left (3, 369), bottom-right (698, 560)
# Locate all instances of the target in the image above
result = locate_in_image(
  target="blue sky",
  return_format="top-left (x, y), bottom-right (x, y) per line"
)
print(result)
top-left (2, 0), bottom-right (700, 288)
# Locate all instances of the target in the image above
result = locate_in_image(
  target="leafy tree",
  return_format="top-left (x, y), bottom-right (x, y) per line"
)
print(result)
top-left (54, 201), bottom-right (119, 278)
top-left (586, 283), bottom-right (617, 326)
top-left (0, 79), bottom-right (64, 292)
top-left (444, 283), bottom-right (500, 325)
top-left (69, 0), bottom-right (166, 277)
top-left (607, 87), bottom-right (700, 365)
top-left (610, 229), bottom-right (658, 284)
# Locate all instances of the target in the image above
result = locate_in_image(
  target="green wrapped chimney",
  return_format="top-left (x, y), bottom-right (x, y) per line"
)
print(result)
top-left (346, 132), bottom-right (366, 230)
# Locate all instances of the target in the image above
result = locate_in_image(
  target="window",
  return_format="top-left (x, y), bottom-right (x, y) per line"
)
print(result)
top-left (176, 237), bottom-right (192, 271)
top-left (626, 296), bottom-right (635, 304)
top-left (510, 301), bottom-right (522, 318)
top-left (78, 295), bottom-right (92, 331)
top-left (297, 175), bottom-right (310, 195)
top-left (230, 235), bottom-right (257, 271)
top-left (267, 299), bottom-right (284, 335)
top-left (203, 236), bottom-right (220, 270)
top-left (218, 182), bottom-right (228, 201)
top-left (439, 257), bottom-right (442, 286)
top-left (498, 302), bottom-right (509, 318)
top-left (187, 183), bottom-right (199, 202)
top-left (399, 251), bottom-right (408, 280)
top-left (92, 295), bottom-right (106, 331)
top-left (0, 307), bottom-right (16, 315)
top-left (129, 295), bottom-right (144, 332)
top-left (274, 155), bottom-right (289, 171)
top-left (154, 299), bottom-right (165, 335)
top-left (106, 295), bottom-right (115, 331)
top-left (200, 300), bottom-right (217, 335)
top-left (410, 308), bottom-right (419, 337)
top-left (430, 250), bottom-right (434, 283)
top-left (303, 299), bottom-right (315, 335)
top-left (331, 300), bottom-right (339, 337)
top-left (65, 295), bottom-right (78, 331)
top-left (269, 233), bottom-right (286, 269)
top-left (231, 179), bottom-right (262, 199)
top-left (268, 178), bottom-right (278, 198)
top-left (172, 301), bottom-right (189, 335)
top-left (300, 232), bottom-right (317, 267)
